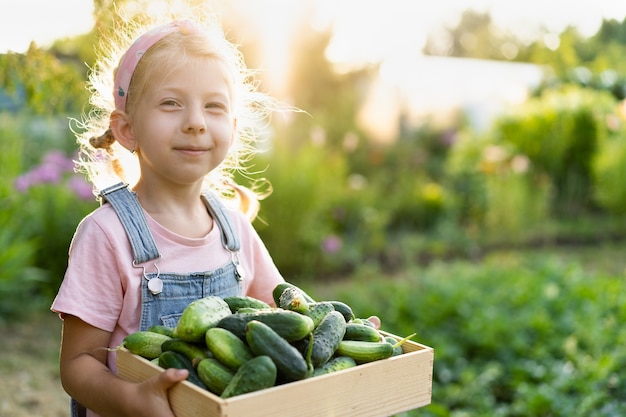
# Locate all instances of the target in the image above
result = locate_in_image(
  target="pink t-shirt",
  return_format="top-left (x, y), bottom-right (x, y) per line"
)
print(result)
top-left (51, 201), bottom-right (284, 375)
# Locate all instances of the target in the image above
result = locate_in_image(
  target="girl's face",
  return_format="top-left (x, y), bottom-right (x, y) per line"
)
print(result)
top-left (130, 57), bottom-right (235, 187)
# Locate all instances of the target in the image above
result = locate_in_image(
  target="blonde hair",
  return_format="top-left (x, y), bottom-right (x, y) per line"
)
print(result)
top-left (76, 13), bottom-right (276, 219)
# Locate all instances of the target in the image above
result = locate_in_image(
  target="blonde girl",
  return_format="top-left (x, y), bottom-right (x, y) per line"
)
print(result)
top-left (52, 14), bottom-right (285, 417)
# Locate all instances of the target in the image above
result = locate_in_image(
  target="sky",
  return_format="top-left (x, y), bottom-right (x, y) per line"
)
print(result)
top-left (2, 0), bottom-right (625, 56)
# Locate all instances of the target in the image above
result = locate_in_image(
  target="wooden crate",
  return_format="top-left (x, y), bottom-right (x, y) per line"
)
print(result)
top-left (117, 331), bottom-right (433, 417)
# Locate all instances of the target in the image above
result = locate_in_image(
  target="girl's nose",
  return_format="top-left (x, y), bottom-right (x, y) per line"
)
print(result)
top-left (184, 107), bottom-right (207, 133)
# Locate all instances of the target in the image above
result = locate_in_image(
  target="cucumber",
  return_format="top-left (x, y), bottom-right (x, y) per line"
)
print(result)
top-left (221, 355), bottom-right (277, 398)
top-left (272, 282), bottom-right (316, 306)
top-left (303, 301), bottom-right (335, 328)
top-left (335, 340), bottom-right (395, 363)
top-left (161, 338), bottom-right (212, 367)
top-left (197, 357), bottom-right (235, 395)
top-left (236, 307), bottom-right (274, 314)
top-left (312, 356), bottom-right (357, 377)
top-left (217, 308), bottom-right (314, 342)
top-left (278, 286), bottom-right (310, 313)
top-left (205, 327), bottom-right (254, 371)
top-left (157, 350), bottom-right (207, 389)
top-left (175, 296), bottom-right (232, 342)
top-left (328, 300), bottom-right (355, 322)
top-left (310, 310), bottom-right (347, 368)
top-left (122, 331), bottom-right (172, 360)
top-left (385, 336), bottom-right (404, 356)
top-left (351, 317), bottom-right (377, 328)
top-left (148, 324), bottom-right (175, 337)
top-left (344, 323), bottom-right (383, 342)
top-left (245, 320), bottom-right (310, 381)
top-left (223, 295), bottom-right (271, 313)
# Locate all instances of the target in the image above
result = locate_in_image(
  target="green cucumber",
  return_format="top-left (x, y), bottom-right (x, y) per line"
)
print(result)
top-left (303, 302), bottom-right (335, 328)
top-left (310, 310), bottom-right (347, 368)
top-left (160, 338), bottom-right (212, 367)
top-left (272, 282), bottom-right (316, 306)
top-left (217, 308), bottom-right (314, 342)
top-left (245, 320), bottom-right (310, 381)
top-left (122, 331), bottom-right (172, 360)
top-left (278, 286), bottom-right (310, 313)
top-left (344, 323), bottom-right (383, 342)
top-left (351, 317), bottom-right (377, 328)
top-left (385, 336), bottom-right (404, 356)
top-left (157, 350), bottom-right (207, 389)
top-left (148, 324), bottom-right (175, 337)
top-left (223, 295), bottom-right (271, 313)
top-left (221, 355), bottom-right (277, 398)
top-left (205, 327), bottom-right (254, 371)
top-left (335, 340), bottom-right (394, 363)
top-left (312, 356), bottom-right (357, 377)
top-left (197, 357), bottom-right (235, 395)
top-left (175, 296), bottom-right (232, 342)
top-left (328, 300), bottom-right (355, 322)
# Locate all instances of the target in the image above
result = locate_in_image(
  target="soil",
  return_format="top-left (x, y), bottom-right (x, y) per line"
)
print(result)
top-left (0, 311), bottom-right (69, 417)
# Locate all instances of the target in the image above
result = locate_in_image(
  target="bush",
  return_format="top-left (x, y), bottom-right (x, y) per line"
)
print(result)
top-left (12, 150), bottom-right (97, 300)
top-left (493, 85), bottom-right (615, 216)
top-left (0, 204), bottom-right (47, 322)
top-left (592, 114), bottom-right (626, 214)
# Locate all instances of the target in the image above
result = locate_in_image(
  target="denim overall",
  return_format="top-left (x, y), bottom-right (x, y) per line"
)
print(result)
top-left (70, 182), bottom-right (243, 417)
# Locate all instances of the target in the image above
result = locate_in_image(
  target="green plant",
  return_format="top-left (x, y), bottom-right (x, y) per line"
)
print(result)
top-left (312, 250), bottom-right (626, 416)
top-left (0, 208), bottom-right (47, 322)
top-left (592, 129), bottom-right (626, 214)
top-left (12, 150), bottom-right (97, 299)
top-left (494, 85), bottom-right (615, 216)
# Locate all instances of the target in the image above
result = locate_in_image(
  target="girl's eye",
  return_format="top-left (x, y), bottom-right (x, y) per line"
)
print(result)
top-left (207, 102), bottom-right (228, 111)
top-left (160, 99), bottom-right (179, 106)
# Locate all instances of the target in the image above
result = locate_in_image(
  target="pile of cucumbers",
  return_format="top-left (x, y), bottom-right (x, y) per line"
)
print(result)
top-left (121, 282), bottom-right (412, 398)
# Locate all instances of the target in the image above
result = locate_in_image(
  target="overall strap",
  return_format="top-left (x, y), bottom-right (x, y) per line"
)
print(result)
top-left (99, 182), bottom-right (161, 264)
top-left (202, 191), bottom-right (241, 252)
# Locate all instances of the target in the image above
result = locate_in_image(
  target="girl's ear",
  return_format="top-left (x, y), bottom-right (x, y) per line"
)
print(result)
top-left (110, 110), bottom-right (136, 152)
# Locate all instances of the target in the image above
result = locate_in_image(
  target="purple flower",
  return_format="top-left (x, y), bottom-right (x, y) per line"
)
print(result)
top-left (13, 150), bottom-right (84, 194)
top-left (43, 150), bottom-right (75, 172)
top-left (68, 175), bottom-right (95, 201)
top-left (14, 173), bottom-right (33, 193)
top-left (321, 235), bottom-right (343, 254)
top-left (30, 163), bottom-right (62, 184)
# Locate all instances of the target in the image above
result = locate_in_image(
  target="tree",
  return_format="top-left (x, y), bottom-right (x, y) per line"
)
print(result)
top-left (423, 10), bottom-right (525, 61)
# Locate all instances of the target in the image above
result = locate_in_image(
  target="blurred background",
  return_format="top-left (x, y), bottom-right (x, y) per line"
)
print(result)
top-left (1, 0), bottom-right (626, 416)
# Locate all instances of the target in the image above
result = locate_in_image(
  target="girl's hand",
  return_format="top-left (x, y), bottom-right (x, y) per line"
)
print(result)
top-left (132, 368), bottom-right (190, 417)
top-left (367, 315), bottom-right (381, 329)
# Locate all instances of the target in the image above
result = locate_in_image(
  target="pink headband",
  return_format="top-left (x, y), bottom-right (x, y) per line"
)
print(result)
top-left (114, 19), bottom-right (200, 112)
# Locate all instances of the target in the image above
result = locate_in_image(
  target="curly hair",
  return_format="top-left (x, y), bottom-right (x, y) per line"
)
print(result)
top-left (73, 11), bottom-right (279, 219)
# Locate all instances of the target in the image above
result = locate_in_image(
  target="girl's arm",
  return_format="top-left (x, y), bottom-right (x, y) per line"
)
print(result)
top-left (59, 315), bottom-right (188, 417)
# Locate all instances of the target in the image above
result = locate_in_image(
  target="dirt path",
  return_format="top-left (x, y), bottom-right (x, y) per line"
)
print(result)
top-left (0, 311), bottom-right (69, 417)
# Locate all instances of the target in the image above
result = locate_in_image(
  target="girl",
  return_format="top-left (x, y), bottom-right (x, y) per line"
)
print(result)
top-left (51, 15), bottom-right (285, 417)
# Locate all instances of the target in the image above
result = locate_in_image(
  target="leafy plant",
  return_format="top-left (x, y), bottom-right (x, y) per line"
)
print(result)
top-left (312, 250), bottom-right (626, 416)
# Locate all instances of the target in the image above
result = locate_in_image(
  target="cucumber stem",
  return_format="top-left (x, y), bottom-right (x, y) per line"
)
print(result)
top-left (392, 332), bottom-right (416, 349)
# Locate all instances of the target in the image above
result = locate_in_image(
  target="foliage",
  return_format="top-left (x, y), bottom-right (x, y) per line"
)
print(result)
top-left (591, 104), bottom-right (626, 214)
top-left (423, 10), bottom-right (524, 61)
top-left (310, 249), bottom-right (626, 416)
top-left (0, 115), bottom-right (97, 309)
top-left (445, 85), bottom-right (615, 225)
top-left (0, 45), bottom-right (88, 115)
top-left (492, 86), bottom-right (612, 215)
top-left (12, 151), bottom-right (97, 299)
top-left (0, 201), bottom-right (47, 322)
top-left (254, 137), bottom-right (351, 276)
